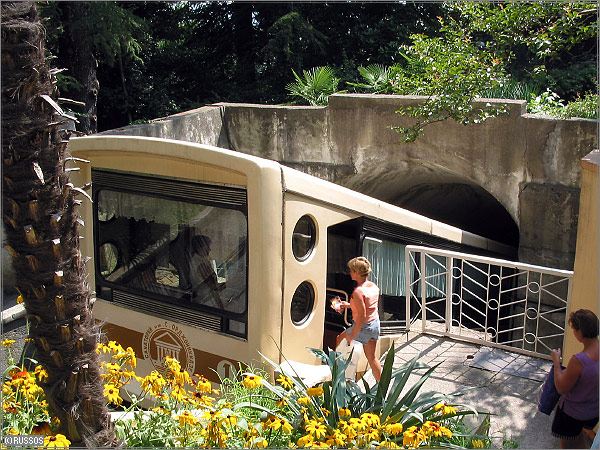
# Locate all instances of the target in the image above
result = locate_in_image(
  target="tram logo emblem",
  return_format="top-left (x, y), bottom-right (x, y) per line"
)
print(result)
top-left (142, 322), bottom-right (196, 376)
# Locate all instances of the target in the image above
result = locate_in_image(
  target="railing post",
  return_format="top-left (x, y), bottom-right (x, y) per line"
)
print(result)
top-left (405, 249), bottom-right (411, 332)
top-left (446, 256), bottom-right (453, 334)
top-left (421, 251), bottom-right (426, 333)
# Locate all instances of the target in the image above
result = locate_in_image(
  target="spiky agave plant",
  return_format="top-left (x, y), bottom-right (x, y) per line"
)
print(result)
top-left (1, 2), bottom-right (116, 446)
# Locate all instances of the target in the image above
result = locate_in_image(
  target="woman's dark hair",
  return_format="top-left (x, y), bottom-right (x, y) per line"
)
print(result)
top-left (568, 309), bottom-right (599, 338)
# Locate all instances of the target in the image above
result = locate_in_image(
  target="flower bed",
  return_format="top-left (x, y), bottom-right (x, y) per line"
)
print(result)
top-left (2, 338), bottom-right (493, 448)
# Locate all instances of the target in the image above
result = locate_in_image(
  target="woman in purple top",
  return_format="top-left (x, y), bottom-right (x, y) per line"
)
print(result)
top-left (551, 309), bottom-right (599, 449)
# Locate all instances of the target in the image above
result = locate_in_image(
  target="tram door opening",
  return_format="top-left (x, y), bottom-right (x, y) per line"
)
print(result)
top-left (324, 219), bottom-right (362, 351)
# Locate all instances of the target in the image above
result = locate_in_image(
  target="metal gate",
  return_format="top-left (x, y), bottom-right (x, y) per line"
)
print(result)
top-left (405, 246), bottom-right (573, 359)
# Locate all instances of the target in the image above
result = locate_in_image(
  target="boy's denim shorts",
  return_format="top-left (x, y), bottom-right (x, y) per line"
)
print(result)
top-left (346, 319), bottom-right (380, 344)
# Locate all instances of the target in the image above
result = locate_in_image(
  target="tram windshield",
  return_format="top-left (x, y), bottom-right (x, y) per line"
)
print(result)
top-left (95, 185), bottom-right (248, 338)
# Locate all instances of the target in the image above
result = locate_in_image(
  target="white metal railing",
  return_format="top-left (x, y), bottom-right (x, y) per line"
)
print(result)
top-left (405, 245), bottom-right (573, 359)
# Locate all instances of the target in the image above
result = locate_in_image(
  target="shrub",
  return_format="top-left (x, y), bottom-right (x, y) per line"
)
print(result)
top-left (286, 66), bottom-right (345, 106)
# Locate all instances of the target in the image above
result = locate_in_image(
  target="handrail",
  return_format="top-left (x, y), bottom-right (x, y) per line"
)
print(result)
top-left (406, 245), bottom-right (574, 277)
top-left (405, 245), bottom-right (573, 359)
top-left (326, 288), bottom-right (351, 326)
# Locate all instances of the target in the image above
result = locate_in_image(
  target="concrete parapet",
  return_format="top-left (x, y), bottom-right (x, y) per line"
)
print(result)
top-left (97, 94), bottom-right (599, 271)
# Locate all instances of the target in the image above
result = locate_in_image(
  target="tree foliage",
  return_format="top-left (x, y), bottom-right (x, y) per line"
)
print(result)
top-left (389, 17), bottom-right (509, 141)
top-left (39, 1), bottom-right (146, 133)
top-left (39, 1), bottom-right (597, 134)
top-left (447, 2), bottom-right (598, 100)
top-left (40, 2), bottom-right (446, 131)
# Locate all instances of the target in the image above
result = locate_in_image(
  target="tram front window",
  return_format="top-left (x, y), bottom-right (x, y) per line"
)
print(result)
top-left (95, 187), bottom-right (248, 337)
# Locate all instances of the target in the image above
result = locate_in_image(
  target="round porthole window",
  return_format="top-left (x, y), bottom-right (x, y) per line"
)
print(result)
top-left (292, 215), bottom-right (316, 261)
top-left (290, 281), bottom-right (315, 325)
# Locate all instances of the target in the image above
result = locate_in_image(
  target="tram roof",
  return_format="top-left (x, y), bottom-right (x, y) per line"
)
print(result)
top-left (69, 135), bottom-right (515, 257)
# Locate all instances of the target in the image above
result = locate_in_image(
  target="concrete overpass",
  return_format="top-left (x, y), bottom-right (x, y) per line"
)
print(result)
top-left (99, 94), bottom-right (598, 270)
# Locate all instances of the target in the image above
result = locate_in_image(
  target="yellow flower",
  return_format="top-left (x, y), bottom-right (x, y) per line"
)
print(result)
top-left (141, 371), bottom-right (166, 395)
top-left (472, 439), bottom-right (485, 448)
top-left (103, 384), bottom-right (122, 406)
top-left (434, 402), bottom-right (457, 416)
top-left (164, 355), bottom-right (182, 373)
top-left (243, 374), bottom-right (263, 389)
top-left (378, 441), bottom-right (401, 449)
top-left (307, 386), bottom-right (324, 397)
top-left (265, 417), bottom-right (292, 434)
top-left (16, 295), bottom-right (23, 304)
top-left (170, 384), bottom-right (187, 402)
top-left (402, 426), bottom-right (425, 448)
top-left (103, 362), bottom-right (120, 373)
top-left (347, 417), bottom-right (367, 432)
top-left (107, 340), bottom-right (125, 354)
top-left (440, 426), bottom-right (452, 438)
top-left (325, 429), bottom-right (347, 447)
top-left (360, 412), bottom-right (380, 428)
top-left (3, 382), bottom-right (13, 397)
top-left (383, 422), bottom-right (403, 436)
top-left (6, 428), bottom-right (19, 435)
top-left (339, 420), bottom-right (358, 440)
top-left (254, 438), bottom-right (268, 448)
top-left (34, 365), bottom-right (49, 383)
top-left (152, 406), bottom-right (168, 414)
top-left (297, 396), bottom-right (310, 405)
top-left (223, 413), bottom-right (238, 427)
top-left (189, 391), bottom-right (215, 407)
top-left (276, 374), bottom-right (294, 389)
top-left (43, 434), bottom-right (71, 448)
top-left (243, 422), bottom-right (260, 441)
top-left (202, 409), bottom-right (222, 423)
top-left (305, 419), bottom-right (327, 439)
top-left (173, 367), bottom-right (192, 386)
top-left (363, 427), bottom-right (381, 442)
top-left (22, 382), bottom-right (43, 401)
top-left (297, 434), bottom-right (315, 448)
top-left (177, 411), bottom-right (198, 427)
top-left (276, 396), bottom-right (289, 408)
top-left (195, 374), bottom-right (213, 393)
top-left (2, 339), bottom-right (16, 348)
top-left (311, 442), bottom-right (331, 449)
top-left (338, 407), bottom-right (351, 418)
top-left (126, 347), bottom-right (137, 368)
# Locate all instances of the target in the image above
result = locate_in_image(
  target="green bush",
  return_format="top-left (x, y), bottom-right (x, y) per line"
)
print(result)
top-left (561, 91), bottom-right (599, 119)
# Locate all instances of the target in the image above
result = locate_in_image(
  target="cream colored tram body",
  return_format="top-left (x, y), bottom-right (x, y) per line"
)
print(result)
top-left (69, 136), bottom-right (511, 384)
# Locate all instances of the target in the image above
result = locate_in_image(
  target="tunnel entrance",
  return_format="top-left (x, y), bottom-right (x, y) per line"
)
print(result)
top-left (340, 164), bottom-right (520, 248)
top-left (393, 182), bottom-right (519, 247)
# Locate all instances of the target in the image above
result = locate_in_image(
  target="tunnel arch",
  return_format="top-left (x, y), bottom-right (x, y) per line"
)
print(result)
top-left (340, 162), bottom-right (520, 248)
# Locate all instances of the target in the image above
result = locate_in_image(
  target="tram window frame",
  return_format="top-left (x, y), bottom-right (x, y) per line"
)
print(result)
top-left (290, 281), bottom-right (315, 325)
top-left (292, 215), bottom-right (317, 262)
top-left (92, 169), bottom-right (249, 339)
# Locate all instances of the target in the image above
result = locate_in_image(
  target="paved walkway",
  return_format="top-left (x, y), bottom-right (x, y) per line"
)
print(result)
top-left (361, 332), bottom-right (557, 449)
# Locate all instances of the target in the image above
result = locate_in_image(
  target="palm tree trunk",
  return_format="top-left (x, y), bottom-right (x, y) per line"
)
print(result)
top-left (1, 2), bottom-right (115, 446)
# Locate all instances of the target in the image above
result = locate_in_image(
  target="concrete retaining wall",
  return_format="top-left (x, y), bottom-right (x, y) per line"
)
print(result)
top-left (98, 94), bottom-right (599, 270)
